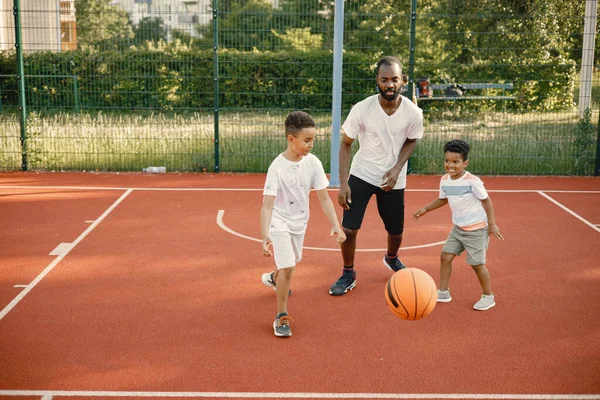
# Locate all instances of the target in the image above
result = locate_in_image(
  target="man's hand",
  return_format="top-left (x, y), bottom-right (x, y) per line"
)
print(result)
top-left (381, 165), bottom-right (402, 191)
top-left (338, 181), bottom-right (352, 210)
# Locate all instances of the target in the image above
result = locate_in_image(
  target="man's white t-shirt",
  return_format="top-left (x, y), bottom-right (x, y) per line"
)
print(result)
top-left (263, 153), bottom-right (330, 234)
top-left (342, 94), bottom-right (424, 189)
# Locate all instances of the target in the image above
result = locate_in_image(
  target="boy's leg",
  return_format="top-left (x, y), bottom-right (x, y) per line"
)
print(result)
top-left (440, 251), bottom-right (456, 291)
top-left (276, 267), bottom-right (294, 314)
top-left (471, 264), bottom-right (492, 295)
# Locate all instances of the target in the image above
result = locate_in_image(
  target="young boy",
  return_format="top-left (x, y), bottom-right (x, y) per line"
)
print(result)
top-left (413, 139), bottom-right (504, 311)
top-left (261, 111), bottom-right (346, 337)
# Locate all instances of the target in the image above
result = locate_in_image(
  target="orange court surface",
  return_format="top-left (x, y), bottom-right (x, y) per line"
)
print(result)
top-left (0, 172), bottom-right (599, 400)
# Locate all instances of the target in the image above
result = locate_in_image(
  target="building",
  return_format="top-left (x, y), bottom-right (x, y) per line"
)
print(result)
top-left (111, 0), bottom-right (211, 38)
top-left (0, 0), bottom-right (76, 51)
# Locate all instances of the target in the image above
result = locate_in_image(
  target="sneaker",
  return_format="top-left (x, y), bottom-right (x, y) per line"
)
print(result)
top-left (329, 269), bottom-right (356, 296)
top-left (473, 294), bottom-right (496, 310)
top-left (437, 289), bottom-right (452, 303)
top-left (383, 255), bottom-right (407, 272)
top-left (273, 315), bottom-right (292, 337)
top-left (261, 272), bottom-right (292, 296)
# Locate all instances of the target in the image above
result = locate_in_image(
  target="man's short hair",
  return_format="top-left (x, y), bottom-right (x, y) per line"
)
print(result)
top-left (443, 139), bottom-right (470, 161)
top-left (285, 111), bottom-right (316, 137)
top-left (376, 56), bottom-right (402, 76)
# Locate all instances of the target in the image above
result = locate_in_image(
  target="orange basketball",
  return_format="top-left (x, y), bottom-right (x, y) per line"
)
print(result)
top-left (384, 268), bottom-right (437, 320)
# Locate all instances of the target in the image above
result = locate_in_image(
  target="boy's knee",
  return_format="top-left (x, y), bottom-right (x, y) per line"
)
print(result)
top-left (280, 267), bottom-right (294, 279)
top-left (440, 252), bottom-right (455, 263)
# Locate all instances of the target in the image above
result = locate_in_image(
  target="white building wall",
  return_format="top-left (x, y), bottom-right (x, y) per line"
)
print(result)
top-left (0, 0), bottom-right (60, 51)
top-left (111, 0), bottom-right (212, 38)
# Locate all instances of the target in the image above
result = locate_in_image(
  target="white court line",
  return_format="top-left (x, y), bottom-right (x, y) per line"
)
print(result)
top-left (217, 210), bottom-right (446, 252)
top-left (0, 185), bottom-right (599, 193)
top-left (0, 189), bottom-right (133, 321)
top-left (0, 390), bottom-right (598, 399)
top-left (537, 191), bottom-right (600, 233)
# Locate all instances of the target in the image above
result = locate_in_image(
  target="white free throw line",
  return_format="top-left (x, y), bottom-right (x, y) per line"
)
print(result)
top-left (0, 390), bottom-right (598, 399)
top-left (537, 191), bottom-right (600, 233)
top-left (216, 210), bottom-right (446, 252)
top-left (0, 189), bottom-right (133, 321)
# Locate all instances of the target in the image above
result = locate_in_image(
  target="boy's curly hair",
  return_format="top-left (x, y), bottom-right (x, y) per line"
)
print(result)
top-left (285, 111), bottom-right (316, 137)
top-left (443, 139), bottom-right (470, 161)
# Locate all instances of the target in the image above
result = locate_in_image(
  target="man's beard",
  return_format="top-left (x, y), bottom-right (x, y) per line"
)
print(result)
top-left (378, 85), bottom-right (400, 101)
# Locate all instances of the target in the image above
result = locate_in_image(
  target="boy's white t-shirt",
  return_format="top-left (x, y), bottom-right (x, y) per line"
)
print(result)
top-left (263, 153), bottom-right (330, 234)
top-left (342, 94), bottom-right (424, 189)
top-left (439, 171), bottom-right (489, 231)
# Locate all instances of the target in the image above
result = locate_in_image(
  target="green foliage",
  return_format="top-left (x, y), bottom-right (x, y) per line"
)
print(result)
top-left (573, 108), bottom-right (596, 175)
top-left (74, 0), bottom-right (134, 48)
top-left (0, 47), bottom-right (577, 113)
top-left (133, 17), bottom-right (168, 45)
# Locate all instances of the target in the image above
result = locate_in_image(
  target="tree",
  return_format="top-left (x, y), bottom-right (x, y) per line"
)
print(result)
top-left (134, 17), bottom-right (168, 45)
top-left (75, 0), bottom-right (134, 48)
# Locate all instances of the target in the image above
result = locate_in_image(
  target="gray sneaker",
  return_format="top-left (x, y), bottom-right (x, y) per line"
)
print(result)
top-left (473, 294), bottom-right (496, 310)
top-left (437, 289), bottom-right (452, 303)
top-left (261, 272), bottom-right (292, 296)
top-left (273, 315), bottom-right (292, 337)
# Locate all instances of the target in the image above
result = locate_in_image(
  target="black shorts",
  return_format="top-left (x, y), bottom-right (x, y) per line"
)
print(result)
top-left (341, 175), bottom-right (405, 235)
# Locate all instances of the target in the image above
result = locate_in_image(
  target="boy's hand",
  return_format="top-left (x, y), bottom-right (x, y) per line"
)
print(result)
top-left (262, 237), bottom-right (273, 256)
top-left (413, 208), bottom-right (428, 220)
top-left (330, 227), bottom-right (347, 244)
top-left (489, 225), bottom-right (504, 240)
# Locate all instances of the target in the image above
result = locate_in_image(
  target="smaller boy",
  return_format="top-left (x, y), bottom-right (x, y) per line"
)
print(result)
top-left (413, 139), bottom-right (503, 311)
top-left (261, 111), bottom-right (346, 337)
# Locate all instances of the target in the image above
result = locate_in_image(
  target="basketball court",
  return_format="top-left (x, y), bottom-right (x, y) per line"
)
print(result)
top-left (0, 172), bottom-right (599, 400)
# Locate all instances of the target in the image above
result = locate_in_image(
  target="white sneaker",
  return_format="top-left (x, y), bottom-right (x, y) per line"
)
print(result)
top-left (261, 272), bottom-right (292, 296)
top-left (473, 294), bottom-right (496, 310)
top-left (261, 272), bottom-right (276, 291)
top-left (437, 289), bottom-right (452, 303)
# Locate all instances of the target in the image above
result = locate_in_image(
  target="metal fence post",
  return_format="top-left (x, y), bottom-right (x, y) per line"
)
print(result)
top-left (595, 108), bottom-right (600, 176)
top-left (329, 0), bottom-right (345, 187)
top-left (13, 0), bottom-right (27, 171)
top-left (407, 0), bottom-right (417, 173)
top-left (72, 75), bottom-right (80, 112)
top-left (213, 0), bottom-right (220, 173)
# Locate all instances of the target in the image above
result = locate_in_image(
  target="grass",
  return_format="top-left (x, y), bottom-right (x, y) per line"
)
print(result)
top-left (0, 108), bottom-right (597, 175)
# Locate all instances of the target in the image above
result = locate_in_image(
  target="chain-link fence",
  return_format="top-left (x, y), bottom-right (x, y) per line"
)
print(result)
top-left (0, 0), bottom-right (598, 175)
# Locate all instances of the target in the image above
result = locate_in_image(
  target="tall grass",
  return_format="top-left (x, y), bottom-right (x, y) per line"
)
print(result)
top-left (0, 109), bottom-right (597, 175)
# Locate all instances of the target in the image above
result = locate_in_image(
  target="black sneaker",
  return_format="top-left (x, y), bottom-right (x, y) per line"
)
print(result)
top-left (329, 269), bottom-right (356, 296)
top-left (273, 315), bottom-right (293, 337)
top-left (383, 255), bottom-right (407, 272)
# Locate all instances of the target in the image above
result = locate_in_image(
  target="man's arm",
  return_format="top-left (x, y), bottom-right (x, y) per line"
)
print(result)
top-left (338, 132), bottom-right (355, 210)
top-left (381, 138), bottom-right (418, 191)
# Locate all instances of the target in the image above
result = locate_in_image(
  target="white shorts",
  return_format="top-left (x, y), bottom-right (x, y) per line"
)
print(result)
top-left (271, 230), bottom-right (304, 270)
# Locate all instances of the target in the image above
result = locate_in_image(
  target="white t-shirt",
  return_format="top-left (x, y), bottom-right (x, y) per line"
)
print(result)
top-left (439, 171), bottom-right (489, 231)
top-left (263, 153), bottom-right (330, 234)
top-left (342, 94), bottom-right (424, 189)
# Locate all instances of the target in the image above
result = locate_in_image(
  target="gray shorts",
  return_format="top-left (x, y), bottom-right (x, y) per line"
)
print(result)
top-left (442, 226), bottom-right (489, 266)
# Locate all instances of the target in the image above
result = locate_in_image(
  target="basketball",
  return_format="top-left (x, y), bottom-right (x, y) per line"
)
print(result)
top-left (385, 268), bottom-right (438, 320)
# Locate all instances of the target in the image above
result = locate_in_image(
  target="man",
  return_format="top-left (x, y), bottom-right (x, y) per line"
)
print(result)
top-left (329, 56), bottom-right (424, 296)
